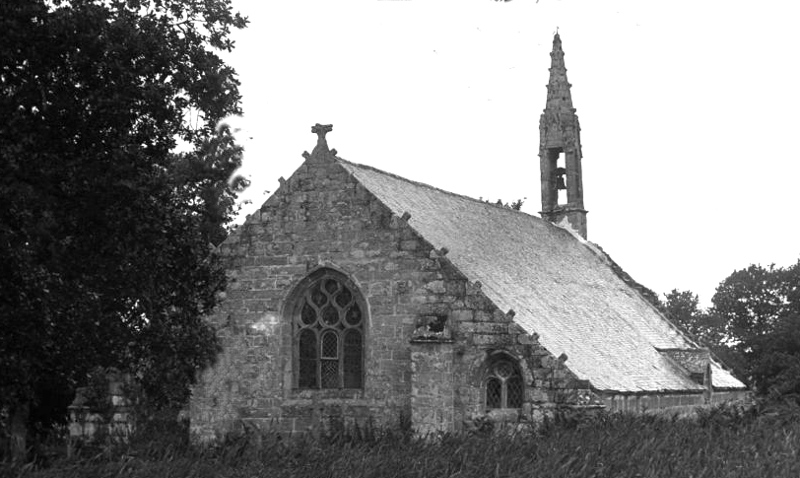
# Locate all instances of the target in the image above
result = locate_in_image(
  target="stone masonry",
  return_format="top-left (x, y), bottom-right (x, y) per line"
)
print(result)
top-left (189, 126), bottom-right (596, 440)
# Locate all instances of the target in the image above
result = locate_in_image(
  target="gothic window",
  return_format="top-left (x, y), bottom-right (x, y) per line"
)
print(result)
top-left (485, 357), bottom-right (523, 409)
top-left (292, 270), bottom-right (365, 389)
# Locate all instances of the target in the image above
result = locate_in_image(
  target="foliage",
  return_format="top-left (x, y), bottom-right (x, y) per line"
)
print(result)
top-left (480, 197), bottom-right (526, 210)
top-left (662, 260), bottom-right (800, 400)
top-left (664, 289), bottom-right (722, 343)
top-left (0, 0), bottom-right (248, 441)
top-left (710, 261), bottom-right (800, 396)
top-left (7, 407), bottom-right (800, 478)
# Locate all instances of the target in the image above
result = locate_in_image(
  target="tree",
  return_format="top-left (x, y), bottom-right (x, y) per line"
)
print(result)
top-left (709, 261), bottom-right (800, 398)
top-left (663, 289), bottom-right (725, 348)
top-left (0, 0), bottom-right (247, 455)
top-left (711, 264), bottom-right (794, 347)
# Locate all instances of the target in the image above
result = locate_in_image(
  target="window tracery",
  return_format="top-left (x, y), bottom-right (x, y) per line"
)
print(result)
top-left (485, 356), bottom-right (523, 409)
top-left (293, 270), bottom-right (364, 389)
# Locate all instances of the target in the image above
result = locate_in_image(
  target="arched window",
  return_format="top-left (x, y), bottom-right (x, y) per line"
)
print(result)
top-left (291, 270), bottom-right (365, 389)
top-left (485, 356), bottom-right (523, 409)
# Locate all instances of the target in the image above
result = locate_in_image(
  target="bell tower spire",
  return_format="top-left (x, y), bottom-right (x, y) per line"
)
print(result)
top-left (539, 33), bottom-right (587, 239)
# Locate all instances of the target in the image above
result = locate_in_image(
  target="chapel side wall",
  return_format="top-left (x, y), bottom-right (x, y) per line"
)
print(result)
top-left (446, 288), bottom-right (600, 431)
top-left (390, 241), bottom-right (601, 434)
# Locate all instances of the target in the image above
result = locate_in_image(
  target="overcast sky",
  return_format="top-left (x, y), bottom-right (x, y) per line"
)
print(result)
top-left (221, 0), bottom-right (800, 307)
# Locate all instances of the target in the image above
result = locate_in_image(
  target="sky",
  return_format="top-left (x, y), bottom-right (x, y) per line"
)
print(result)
top-left (220, 0), bottom-right (800, 307)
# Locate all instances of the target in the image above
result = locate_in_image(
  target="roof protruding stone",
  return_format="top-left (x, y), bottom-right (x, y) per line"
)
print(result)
top-left (311, 123), bottom-right (333, 157)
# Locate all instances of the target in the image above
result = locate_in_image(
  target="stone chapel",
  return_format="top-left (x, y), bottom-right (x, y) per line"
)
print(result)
top-left (189, 34), bottom-right (747, 440)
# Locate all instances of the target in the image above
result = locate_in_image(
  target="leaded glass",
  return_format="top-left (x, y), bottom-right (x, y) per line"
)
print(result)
top-left (495, 361), bottom-right (513, 379)
top-left (324, 279), bottom-right (339, 295)
top-left (294, 271), bottom-right (364, 389)
top-left (321, 360), bottom-right (339, 389)
top-left (343, 330), bottom-right (362, 388)
top-left (321, 305), bottom-right (339, 326)
top-left (321, 330), bottom-right (338, 359)
top-left (311, 285), bottom-right (326, 307)
top-left (507, 376), bottom-right (524, 408)
top-left (298, 329), bottom-right (317, 388)
top-left (335, 288), bottom-right (352, 308)
top-left (485, 356), bottom-right (524, 409)
top-left (301, 303), bottom-right (316, 325)
top-left (486, 378), bottom-right (502, 409)
top-left (345, 304), bottom-right (362, 326)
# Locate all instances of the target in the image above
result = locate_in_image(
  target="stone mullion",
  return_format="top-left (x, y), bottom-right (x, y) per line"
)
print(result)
top-left (337, 324), bottom-right (345, 388)
top-left (311, 288), bottom-right (323, 389)
top-left (501, 376), bottom-right (508, 409)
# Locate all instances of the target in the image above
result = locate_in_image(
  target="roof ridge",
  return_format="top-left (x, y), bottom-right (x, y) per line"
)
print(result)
top-left (335, 156), bottom-right (541, 220)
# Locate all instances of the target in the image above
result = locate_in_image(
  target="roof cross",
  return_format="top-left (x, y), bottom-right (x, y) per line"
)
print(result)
top-left (310, 123), bottom-right (333, 157)
top-left (312, 123), bottom-right (332, 139)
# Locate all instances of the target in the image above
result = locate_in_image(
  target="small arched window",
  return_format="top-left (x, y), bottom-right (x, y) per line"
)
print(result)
top-left (291, 270), bottom-right (365, 389)
top-left (485, 357), bottom-right (523, 409)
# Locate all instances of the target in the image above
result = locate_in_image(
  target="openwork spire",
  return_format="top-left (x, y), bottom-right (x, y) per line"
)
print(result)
top-left (539, 33), bottom-right (587, 239)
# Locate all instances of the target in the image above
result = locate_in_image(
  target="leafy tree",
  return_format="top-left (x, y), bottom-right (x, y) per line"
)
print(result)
top-left (708, 261), bottom-right (800, 398)
top-left (0, 0), bottom-right (247, 454)
top-left (711, 264), bottom-right (795, 347)
top-left (748, 325), bottom-right (800, 400)
top-left (663, 289), bottom-right (725, 347)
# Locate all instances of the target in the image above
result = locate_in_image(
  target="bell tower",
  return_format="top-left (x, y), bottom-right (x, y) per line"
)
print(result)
top-left (539, 33), bottom-right (587, 239)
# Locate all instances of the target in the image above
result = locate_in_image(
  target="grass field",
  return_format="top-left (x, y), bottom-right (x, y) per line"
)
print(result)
top-left (5, 405), bottom-right (800, 478)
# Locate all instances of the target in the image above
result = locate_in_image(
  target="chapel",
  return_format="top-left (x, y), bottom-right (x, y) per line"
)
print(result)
top-left (189, 34), bottom-right (747, 439)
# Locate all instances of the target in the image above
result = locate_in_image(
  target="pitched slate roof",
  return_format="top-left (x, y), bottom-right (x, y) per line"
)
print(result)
top-left (336, 158), bottom-right (744, 393)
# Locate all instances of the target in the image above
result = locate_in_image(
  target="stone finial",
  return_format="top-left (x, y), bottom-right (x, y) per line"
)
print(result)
top-left (311, 123), bottom-right (333, 156)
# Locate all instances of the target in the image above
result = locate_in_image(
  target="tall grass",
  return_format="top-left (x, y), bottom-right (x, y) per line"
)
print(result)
top-left (5, 405), bottom-right (800, 478)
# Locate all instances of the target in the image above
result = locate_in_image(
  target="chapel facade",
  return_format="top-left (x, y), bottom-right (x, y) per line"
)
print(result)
top-left (189, 35), bottom-right (746, 440)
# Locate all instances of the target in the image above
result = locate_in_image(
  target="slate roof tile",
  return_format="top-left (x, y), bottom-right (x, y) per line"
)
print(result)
top-left (337, 158), bottom-right (745, 393)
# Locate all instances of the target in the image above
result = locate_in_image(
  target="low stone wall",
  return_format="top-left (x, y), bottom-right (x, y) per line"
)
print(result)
top-left (602, 388), bottom-right (750, 414)
top-left (603, 393), bottom-right (705, 414)
top-left (68, 368), bottom-right (134, 443)
top-left (711, 389), bottom-right (752, 405)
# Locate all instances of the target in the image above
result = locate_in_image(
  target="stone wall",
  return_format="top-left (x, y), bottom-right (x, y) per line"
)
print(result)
top-left (602, 393), bottom-right (706, 414)
top-left (68, 368), bottom-right (133, 444)
top-left (190, 149), bottom-right (586, 440)
top-left (602, 388), bottom-right (751, 414)
top-left (410, 340), bottom-right (455, 435)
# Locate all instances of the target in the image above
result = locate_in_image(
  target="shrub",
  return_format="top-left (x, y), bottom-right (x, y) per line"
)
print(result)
top-left (7, 407), bottom-right (800, 478)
